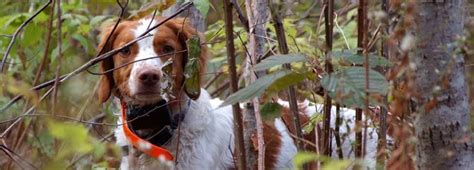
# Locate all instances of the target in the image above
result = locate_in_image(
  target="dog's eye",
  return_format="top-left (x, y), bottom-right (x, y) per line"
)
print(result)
top-left (163, 45), bottom-right (174, 54)
top-left (119, 46), bottom-right (131, 56)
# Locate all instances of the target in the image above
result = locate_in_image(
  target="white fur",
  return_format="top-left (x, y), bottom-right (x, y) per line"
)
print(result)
top-left (274, 118), bottom-right (298, 168)
top-left (128, 18), bottom-right (164, 99)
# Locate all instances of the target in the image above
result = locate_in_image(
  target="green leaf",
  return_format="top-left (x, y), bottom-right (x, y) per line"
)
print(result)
top-left (22, 23), bottom-right (43, 47)
top-left (90, 15), bottom-right (108, 26)
top-left (48, 121), bottom-right (93, 155)
top-left (129, 0), bottom-right (176, 19)
top-left (302, 113), bottom-right (323, 134)
top-left (321, 159), bottom-right (352, 170)
top-left (220, 69), bottom-right (291, 107)
top-left (184, 36), bottom-right (201, 100)
top-left (267, 71), bottom-right (311, 94)
top-left (51, 42), bottom-right (71, 61)
top-left (28, 130), bottom-right (54, 157)
top-left (293, 152), bottom-right (320, 170)
top-left (260, 103), bottom-right (283, 121)
top-left (254, 54), bottom-right (307, 71)
top-left (321, 67), bottom-right (388, 108)
top-left (294, 152), bottom-right (351, 170)
top-left (332, 50), bottom-right (392, 68)
top-left (72, 34), bottom-right (89, 52)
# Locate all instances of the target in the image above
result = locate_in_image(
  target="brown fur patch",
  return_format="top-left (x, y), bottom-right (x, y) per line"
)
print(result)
top-left (280, 105), bottom-right (316, 151)
top-left (280, 104), bottom-right (318, 169)
top-left (250, 123), bottom-right (282, 170)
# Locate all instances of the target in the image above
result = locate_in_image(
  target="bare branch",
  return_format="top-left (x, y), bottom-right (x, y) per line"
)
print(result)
top-left (230, 0), bottom-right (249, 32)
top-left (268, 0), bottom-right (304, 152)
top-left (32, 0), bottom-right (56, 86)
top-left (224, 0), bottom-right (247, 169)
top-left (51, 0), bottom-right (63, 115)
top-left (0, 145), bottom-right (37, 169)
top-left (356, 0), bottom-right (368, 158)
top-left (323, 0), bottom-right (334, 156)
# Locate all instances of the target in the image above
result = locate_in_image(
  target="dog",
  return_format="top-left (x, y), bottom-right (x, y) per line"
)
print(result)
top-left (96, 16), bottom-right (310, 169)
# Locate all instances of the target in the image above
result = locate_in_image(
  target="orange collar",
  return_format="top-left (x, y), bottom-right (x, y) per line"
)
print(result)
top-left (120, 101), bottom-right (174, 161)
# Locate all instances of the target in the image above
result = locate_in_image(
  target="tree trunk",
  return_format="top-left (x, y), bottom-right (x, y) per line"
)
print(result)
top-left (413, 1), bottom-right (472, 169)
top-left (243, 0), bottom-right (268, 169)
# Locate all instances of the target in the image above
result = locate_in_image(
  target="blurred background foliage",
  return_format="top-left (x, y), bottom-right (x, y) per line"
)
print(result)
top-left (0, 0), bottom-right (472, 169)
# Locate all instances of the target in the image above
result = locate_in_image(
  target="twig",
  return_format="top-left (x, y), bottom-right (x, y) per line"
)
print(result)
top-left (88, 51), bottom-right (187, 75)
top-left (51, 0), bottom-right (63, 115)
top-left (377, 0), bottom-right (389, 166)
top-left (97, 0), bottom-right (129, 56)
top-left (210, 81), bottom-right (229, 97)
top-left (287, 132), bottom-right (318, 150)
top-left (230, 0), bottom-right (249, 32)
top-left (224, 1), bottom-right (247, 169)
top-left (310, 93), bottom-right (322, 157)
top-left (355, 0), bottom-right (368, 158)
top-left (334, 13), bottom-right (351, 50)
top-left (0, 0), bottom-right (54, 72)
top-left (355, 108), bottom-right (363, 157)
top-left (32, 0), bottom-right (56, 86)
top-left (0, 100), bottom-right (183, 127)
top-left (362, 0), bottom-right (369, 158)
top-left (367, 24), bottom-right (382, 51)
top-left (334, 104), bottom-right (343, 159)
top-left (0, 145), bottom-right (37, 169)
top-left (314, 4), bottom-right (326, 45)
top-left (296, 0), bottom-right (319, 22)
top-left (268, 0), bottom-right (304, 152)
top-left (204, 69), bottom-right (223, 89)
top-left (322, 0), bottom-right (334, 156)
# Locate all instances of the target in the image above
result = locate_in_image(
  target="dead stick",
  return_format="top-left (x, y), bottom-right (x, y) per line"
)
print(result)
top-left (268, 0), bottom-right (304, 151)
top-left (224, 1), bottom-right (247, 169)
top-left (322, 0), bottom-right (334, 156)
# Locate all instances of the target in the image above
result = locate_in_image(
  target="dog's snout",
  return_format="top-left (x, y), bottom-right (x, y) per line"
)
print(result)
top-left (138, 69), bottom-right (160, 85)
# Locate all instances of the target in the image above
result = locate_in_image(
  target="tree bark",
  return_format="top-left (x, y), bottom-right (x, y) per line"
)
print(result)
top-left (244, 0), bottom-right (268, 169)
top-left (413, 1), bottom-right (472, 169)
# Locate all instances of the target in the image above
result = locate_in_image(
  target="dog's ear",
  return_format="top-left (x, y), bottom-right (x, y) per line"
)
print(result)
top-left (167, 18), bottom-right (207, 100)
top-left (97, 24), bottom-right (120, 103)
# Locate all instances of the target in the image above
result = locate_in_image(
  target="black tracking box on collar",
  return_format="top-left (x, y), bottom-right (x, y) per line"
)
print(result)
top-left (125, 100), bottom-right (175, 146)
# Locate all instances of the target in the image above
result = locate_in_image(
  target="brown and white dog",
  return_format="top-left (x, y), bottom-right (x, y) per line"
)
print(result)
top-left (96, 16), bottom-right (307, 169)
top-left (96, 15), bottom-right (384, 169)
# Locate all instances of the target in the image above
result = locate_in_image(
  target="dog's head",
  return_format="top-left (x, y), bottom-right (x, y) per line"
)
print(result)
top-left (96, 17), bottom-right (206, 105)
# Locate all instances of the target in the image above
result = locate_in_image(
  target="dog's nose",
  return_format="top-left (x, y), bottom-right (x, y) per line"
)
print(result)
top-left (138, 69), bottom-right (160, 85)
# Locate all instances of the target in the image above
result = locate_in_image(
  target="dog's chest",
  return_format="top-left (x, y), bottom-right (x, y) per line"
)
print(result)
top-left (119, 95), bottom-right (236, 169)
